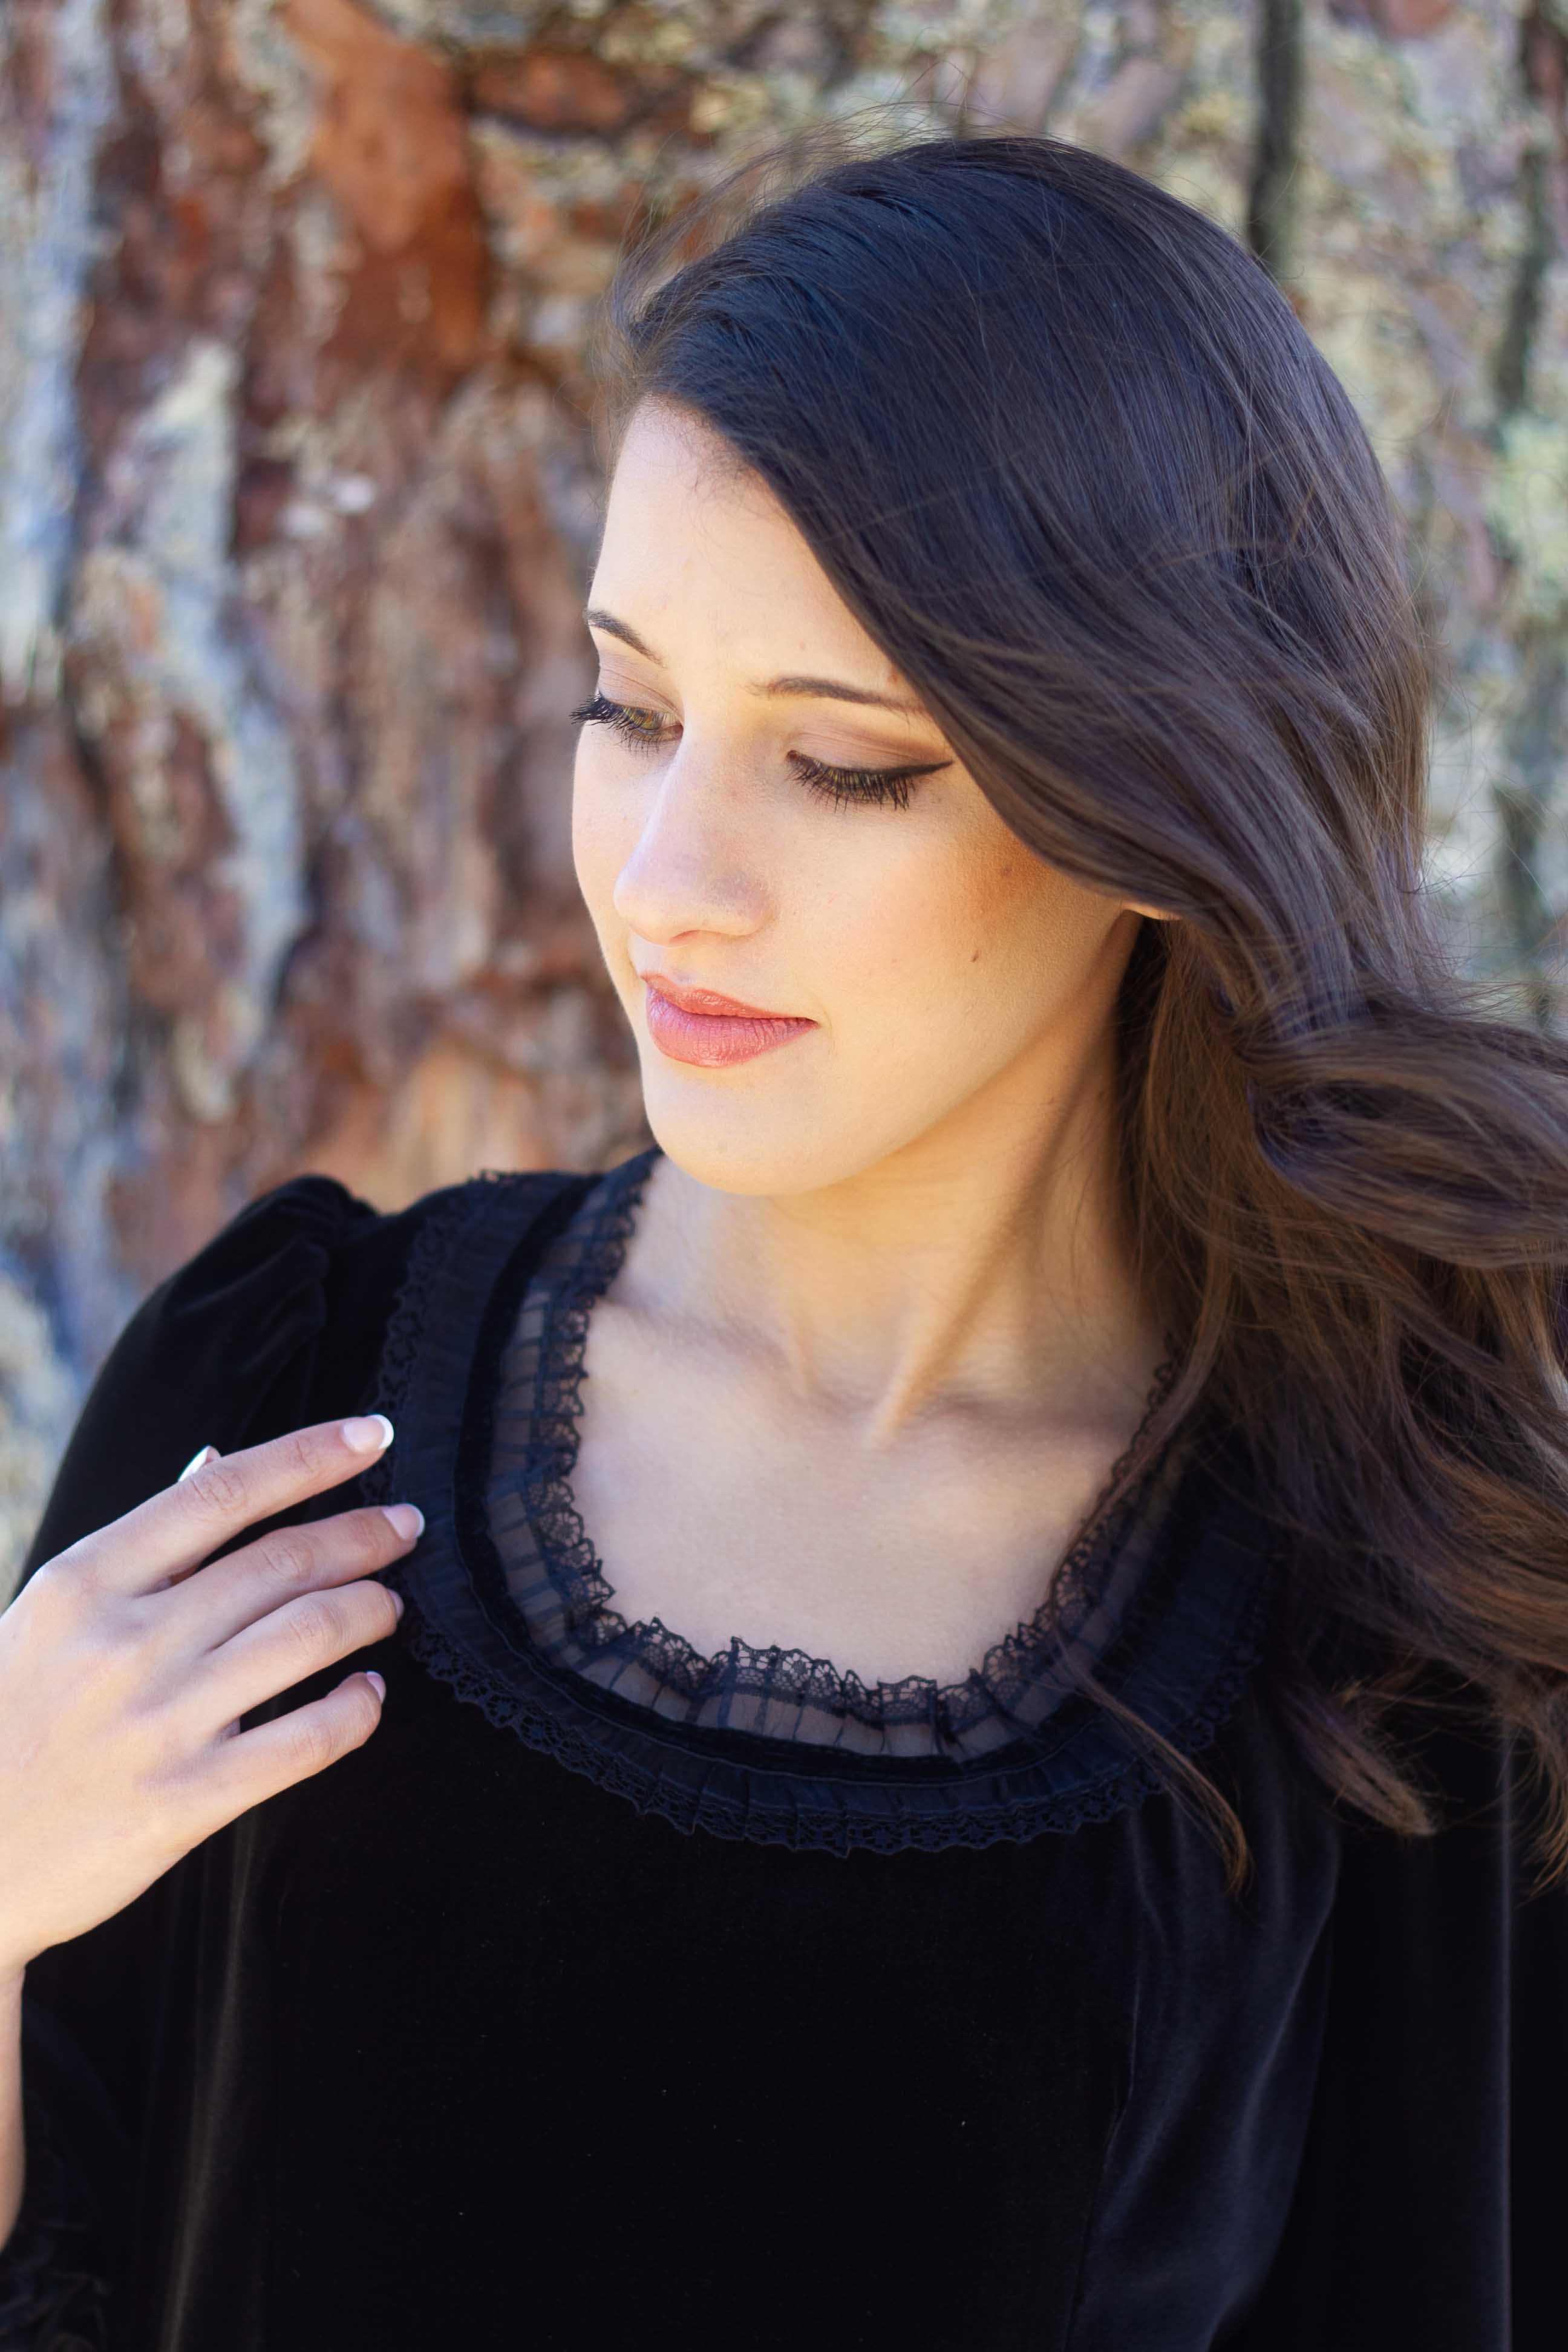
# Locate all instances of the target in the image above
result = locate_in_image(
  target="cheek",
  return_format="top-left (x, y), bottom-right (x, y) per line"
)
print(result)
top-left (805, 833), bottom-right (1001, 1027)
top-left (979, 856), bottom-right (1129, 1033)
top-left (570, 753), bottom-right (633, 924)
top-left (845, 837), bottom-right (1093, 1051)
top-left (900, 835), bottom-right (1024, 973)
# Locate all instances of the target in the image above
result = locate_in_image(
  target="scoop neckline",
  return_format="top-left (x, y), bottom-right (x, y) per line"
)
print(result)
top-left (361, 1150), bottom-right (1285, 1851)
top-left (494, 1142), bottom-right (1192, 1754)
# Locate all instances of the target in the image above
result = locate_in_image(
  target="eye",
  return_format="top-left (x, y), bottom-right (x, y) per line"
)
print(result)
top-left (786, 752), bottom-right (943, 812)
top-left (569, 691), bottom-right (673, 748)
top-left (568, 693), bottom-right (950, 811)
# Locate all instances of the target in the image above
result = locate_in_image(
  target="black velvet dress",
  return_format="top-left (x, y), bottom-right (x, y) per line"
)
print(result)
top-left (2, 1145), bottom-right (1566, 2350)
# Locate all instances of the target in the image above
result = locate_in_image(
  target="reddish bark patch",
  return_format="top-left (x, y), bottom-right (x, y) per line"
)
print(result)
top-left (1327, 0), bottom-right (1457, 34)
top-left (468, 47), bottom-right (643, 136)
top-left (284, 0), bottom-right (490, 391)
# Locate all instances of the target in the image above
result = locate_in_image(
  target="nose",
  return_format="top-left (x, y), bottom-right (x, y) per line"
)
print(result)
top-left (610, 749), bottom-right (768, 948)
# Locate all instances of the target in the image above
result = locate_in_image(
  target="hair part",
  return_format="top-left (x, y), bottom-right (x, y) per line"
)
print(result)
top-left (587, 119), bottom-right (1568, 1900)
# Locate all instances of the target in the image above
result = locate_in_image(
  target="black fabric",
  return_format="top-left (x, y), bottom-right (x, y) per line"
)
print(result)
top-left (0, 1161), bottom-right (1564, 2350)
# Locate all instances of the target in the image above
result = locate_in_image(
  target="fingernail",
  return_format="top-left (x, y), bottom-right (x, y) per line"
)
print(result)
top-left (365, 1671), bottom-right (387, 1700)
top-left (382, 1503), bottom-right (423, 1542)
top-left (342, 1414), bottom-right (394, 1455)
top-left (178, 1444), bottom-right (217, 1483)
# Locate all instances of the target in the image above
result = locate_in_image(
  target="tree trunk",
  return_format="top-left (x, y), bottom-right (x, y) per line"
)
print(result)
top-left (2, 0), bottom-right (1565, 1590)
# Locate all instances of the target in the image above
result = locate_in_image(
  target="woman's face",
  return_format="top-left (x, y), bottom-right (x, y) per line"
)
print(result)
top-left (572, 396), bottom-right (1158, 1197)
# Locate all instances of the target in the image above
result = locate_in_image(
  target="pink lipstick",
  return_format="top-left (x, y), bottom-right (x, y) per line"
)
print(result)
top-left (641, 972), bottom-right (817, 1069)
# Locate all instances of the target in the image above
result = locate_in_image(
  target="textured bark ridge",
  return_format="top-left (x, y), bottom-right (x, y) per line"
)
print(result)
top-left (1, 0), bottom-right (1566, 1589)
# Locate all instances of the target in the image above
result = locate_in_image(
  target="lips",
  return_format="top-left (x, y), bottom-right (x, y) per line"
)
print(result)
top-left (639, 972), bottom-right (817, 1070)
top-left (641, 972), bottom-right (801, 1020)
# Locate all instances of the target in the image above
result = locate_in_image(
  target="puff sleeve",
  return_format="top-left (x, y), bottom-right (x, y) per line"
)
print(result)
top-left (0, 1175), bottom-right (379, 2350)
top-left (1228, 1693), bottom-right (1568, 2348)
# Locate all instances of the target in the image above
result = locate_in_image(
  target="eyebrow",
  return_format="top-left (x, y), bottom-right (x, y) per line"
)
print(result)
top-left (583, 607), bottom-right (925, 717)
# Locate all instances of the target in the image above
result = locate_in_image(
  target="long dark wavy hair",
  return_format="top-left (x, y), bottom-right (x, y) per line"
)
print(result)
top-left (585, 120), bottom-right (1568, 1896)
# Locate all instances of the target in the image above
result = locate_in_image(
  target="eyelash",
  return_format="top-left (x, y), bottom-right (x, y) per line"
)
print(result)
top-left (567, 692), bottom-right (943, 812)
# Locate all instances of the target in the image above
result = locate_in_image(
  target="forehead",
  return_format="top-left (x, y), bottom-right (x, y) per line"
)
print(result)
top-left (605, 397), bottom-right (758, 512)
top-left (593, 399), bottom-right (898, 679)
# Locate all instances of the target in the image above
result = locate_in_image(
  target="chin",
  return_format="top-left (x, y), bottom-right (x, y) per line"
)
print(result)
top-left (638, 1067), bottom-right (916, 1200)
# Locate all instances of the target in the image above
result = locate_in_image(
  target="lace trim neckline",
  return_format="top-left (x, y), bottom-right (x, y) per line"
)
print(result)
top-left (486, 1146), bottom-right (1192, 1759)
top-left (359, 1150), bottom-right (1284, 1854)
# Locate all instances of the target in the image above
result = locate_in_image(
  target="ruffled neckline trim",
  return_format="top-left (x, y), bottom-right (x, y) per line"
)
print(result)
top-left (360, 1151), bottom-right (1283, 1854)
top-left (486, 1147), bottom-right (1191, 1760)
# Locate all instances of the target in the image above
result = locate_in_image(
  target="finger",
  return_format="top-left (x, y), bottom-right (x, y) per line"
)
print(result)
top-left (160, 1446), bottom-right (223, 1586)
top-left (198, 1669), bottom-right (388, 1823)
top-left (169, 1503), bottom-right (421, 1653)
top-left (66, 1415), bottom-right (396, 1596)
top-left (189, 1576), bottom-right (404, 1739)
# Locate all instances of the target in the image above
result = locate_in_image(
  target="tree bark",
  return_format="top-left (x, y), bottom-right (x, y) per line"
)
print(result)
top-left (2, 0), bottom-right (1565, 1591)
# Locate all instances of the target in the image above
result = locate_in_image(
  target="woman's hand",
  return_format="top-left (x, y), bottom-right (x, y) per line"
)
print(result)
top-left (0, 1415), bottom-right (417, 1979)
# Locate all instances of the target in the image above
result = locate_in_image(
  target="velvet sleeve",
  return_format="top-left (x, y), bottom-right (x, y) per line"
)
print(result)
top-left (1227, 1692), bottom-right (1568, 2349)
top-left (0, 1175), bottom-right (380, 2350)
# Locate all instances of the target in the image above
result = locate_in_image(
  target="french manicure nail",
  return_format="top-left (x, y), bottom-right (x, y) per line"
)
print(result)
top-left (178, 1445), bottom-right (217, 1483)
top-left (342, 1414), bottom-right (394, 1455)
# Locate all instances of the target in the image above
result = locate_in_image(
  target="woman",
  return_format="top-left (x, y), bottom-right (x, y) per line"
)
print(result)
top-left (2, 128), bottom-right (1566, 2350)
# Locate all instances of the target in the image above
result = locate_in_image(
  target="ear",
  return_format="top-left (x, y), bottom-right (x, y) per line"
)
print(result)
top-left (1125, 900), bottom-right (1177, 923)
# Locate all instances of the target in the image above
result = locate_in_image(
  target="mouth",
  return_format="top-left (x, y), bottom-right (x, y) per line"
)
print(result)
top-left (639, 971), bottom-right (817, 1070)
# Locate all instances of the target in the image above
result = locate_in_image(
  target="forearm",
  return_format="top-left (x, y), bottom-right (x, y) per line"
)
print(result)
top-left (0, 1968), bottom-right (23, 2249)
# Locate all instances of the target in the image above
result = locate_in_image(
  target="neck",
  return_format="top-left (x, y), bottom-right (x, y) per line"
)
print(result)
top-left (624, 1029), bottom-right (1167, 1454)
